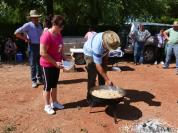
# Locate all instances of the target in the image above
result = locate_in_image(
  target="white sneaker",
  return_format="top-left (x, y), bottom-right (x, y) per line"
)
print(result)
top-left (44, 105), bottom-right (55, 115)
top-left (37, 80), bottom-right (43, 85)
top-left (160, 61), bottom-right (164, 65)
top-left (51, 102), bottom-right (64, 110)
top-left (154, 61), bottom-right (157, 65)
top-left (32, 82), bottom-right (38, 88)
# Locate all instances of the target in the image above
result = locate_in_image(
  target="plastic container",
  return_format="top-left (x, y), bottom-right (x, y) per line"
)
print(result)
top-left (62, 60), bottom-right (74, 70)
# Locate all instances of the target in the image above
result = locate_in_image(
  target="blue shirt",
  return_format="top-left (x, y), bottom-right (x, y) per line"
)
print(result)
top-left (15, 22), bottom-right (43, 44)
top-left (83, 32), bottom-right (105, 64)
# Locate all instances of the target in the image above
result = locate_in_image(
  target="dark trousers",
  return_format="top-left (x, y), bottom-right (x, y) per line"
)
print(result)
top-left (155, 47), bottom-right (165, 63)
top-left (84, 55), bottom-right (106, 99)
top-left (28, 44), bottom-right (43, 82)
top-left (42, 67), bottom-right (59, 91)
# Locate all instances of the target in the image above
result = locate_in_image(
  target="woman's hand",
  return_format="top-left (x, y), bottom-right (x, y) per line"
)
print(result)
top-left (56, 61), bottom-right (64, 69)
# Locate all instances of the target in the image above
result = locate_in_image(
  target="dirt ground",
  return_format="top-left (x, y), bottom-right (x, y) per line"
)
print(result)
top-left (0, 61), bottom-right (178, 133)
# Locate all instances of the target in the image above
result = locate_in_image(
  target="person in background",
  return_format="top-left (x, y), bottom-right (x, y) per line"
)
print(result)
top-left (84, 27), bottom-right (97, 40)
top-left (4, 36), bottom-right (17, 61)
top-left (15, 33), bottom-right (28, 60)
top-left (131, 24), bottom-right (151, 65)
top-left (40, 15), bottom-right (65, 115)
top-left (14, 10), bottom-right (43, 88)
top-left (83, 30), bottom-right (120, 104)
top-left (154, 29), bottom-right (166, 65)
top-left (44, 14), bottom-right (53, 31)
top-left (163, 21), bottom-right (178, 75)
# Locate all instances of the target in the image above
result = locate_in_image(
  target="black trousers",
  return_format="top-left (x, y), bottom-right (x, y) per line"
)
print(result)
top-left (155, 47), bottom-right (165, 63)
top-left (42, 67), bottom-right (60, 91)
top-left (84, 55), bottom-right (106, 99)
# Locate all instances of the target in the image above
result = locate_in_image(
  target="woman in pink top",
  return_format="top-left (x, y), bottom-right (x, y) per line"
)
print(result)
top-left (40, 15), bottom-right (65, 115)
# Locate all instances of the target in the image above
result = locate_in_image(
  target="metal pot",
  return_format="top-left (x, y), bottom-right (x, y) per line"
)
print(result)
top-left (90, 85), bottom-right (126, 105)
top-left (89, 85), bottom-right (126, 123)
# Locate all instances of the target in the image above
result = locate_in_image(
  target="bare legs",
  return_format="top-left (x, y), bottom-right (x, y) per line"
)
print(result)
top-left (43, 88), bottom-right (57, 105)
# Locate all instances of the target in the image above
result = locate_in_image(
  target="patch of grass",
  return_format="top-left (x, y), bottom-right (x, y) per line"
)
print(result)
top-left (96, 121), bottom-right (107, 128)
top-left (46, 127), bottom-right (61, 133)
top-left (80, 128), bottom-right (88, 133)
top-left (1, 122), bottom-right (16, 133)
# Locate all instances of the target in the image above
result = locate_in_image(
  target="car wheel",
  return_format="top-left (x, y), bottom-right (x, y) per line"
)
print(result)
top-left (144, 46), bottom-right (155, 63)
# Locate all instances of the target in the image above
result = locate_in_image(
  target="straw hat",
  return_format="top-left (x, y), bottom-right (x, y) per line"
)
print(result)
top-left (28, 10), bottom-right (41, 18)
top-left (102, 31), bottom-right (120, 50)
top-left (173, 21), bottom-right (178, 27)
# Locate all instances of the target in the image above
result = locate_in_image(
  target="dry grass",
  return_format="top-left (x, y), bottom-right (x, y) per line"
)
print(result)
top-left (1, 122), bottom-right (16, 133)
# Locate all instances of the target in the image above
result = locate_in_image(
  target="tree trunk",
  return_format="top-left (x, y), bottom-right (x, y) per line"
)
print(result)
top-left (88, 0), bottom-right (102, 25)
top-left (45, 0), bottom-right (54, 15)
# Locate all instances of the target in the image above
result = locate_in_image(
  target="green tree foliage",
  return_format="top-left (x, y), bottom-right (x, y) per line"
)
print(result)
top-left (1, 0), bottom-right (178, 25)
top-left (55, 0), bottom-right (87, 24)
top-left (0, 1), bottom-right (23, 23)
top-left (0, 0), bottom-right (46, 23)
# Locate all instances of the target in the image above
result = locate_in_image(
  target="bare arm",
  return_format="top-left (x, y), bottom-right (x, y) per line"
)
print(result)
top-left (58, 44), bottom-right (71, 61)
top-left (15, 33), bottom-right (30, 43)
top-left (95, 64), bottom-right (113, 86)
top-left (40, 44), bottom-right (63, 69)
top-left (59, 44), bottom-right (66, 60)
top-left (84, 32), bottom-right (88, 39)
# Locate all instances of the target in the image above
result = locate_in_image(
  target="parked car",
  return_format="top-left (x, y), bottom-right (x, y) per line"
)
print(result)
top-left (123, 22), bottom-right (172, 63)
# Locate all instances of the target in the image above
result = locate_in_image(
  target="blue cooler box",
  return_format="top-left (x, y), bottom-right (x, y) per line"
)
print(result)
top-left (16, 52), bottom-right (23, 62)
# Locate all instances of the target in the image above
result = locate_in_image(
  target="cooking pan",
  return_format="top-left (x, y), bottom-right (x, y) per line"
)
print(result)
top-left (89, 85), bottom-right (126, 123)
top-left (90, 85), bottom-right (126, 106)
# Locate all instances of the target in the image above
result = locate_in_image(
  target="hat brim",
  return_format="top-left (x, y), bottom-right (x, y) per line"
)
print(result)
top-left (28, 15), bottom-right (41, 18)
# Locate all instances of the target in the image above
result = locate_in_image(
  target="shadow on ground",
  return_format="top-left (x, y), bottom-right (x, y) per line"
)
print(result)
top-left (64, 89), bottom-right (161, 121)
top-left (58, 78), bottom-right (87, 84)
top-left (105, 104), bottom-right (142, 121)
top-left (75, 67), bottom-right (86, 72)
top-left (124, 89), bottom-right (161, 106)
top-left (107, 65), bottom-right (135, 71)
top-left (106, 89), bottom-right (161, 121)
top-left (64, 99), bottom-right (89, 109)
